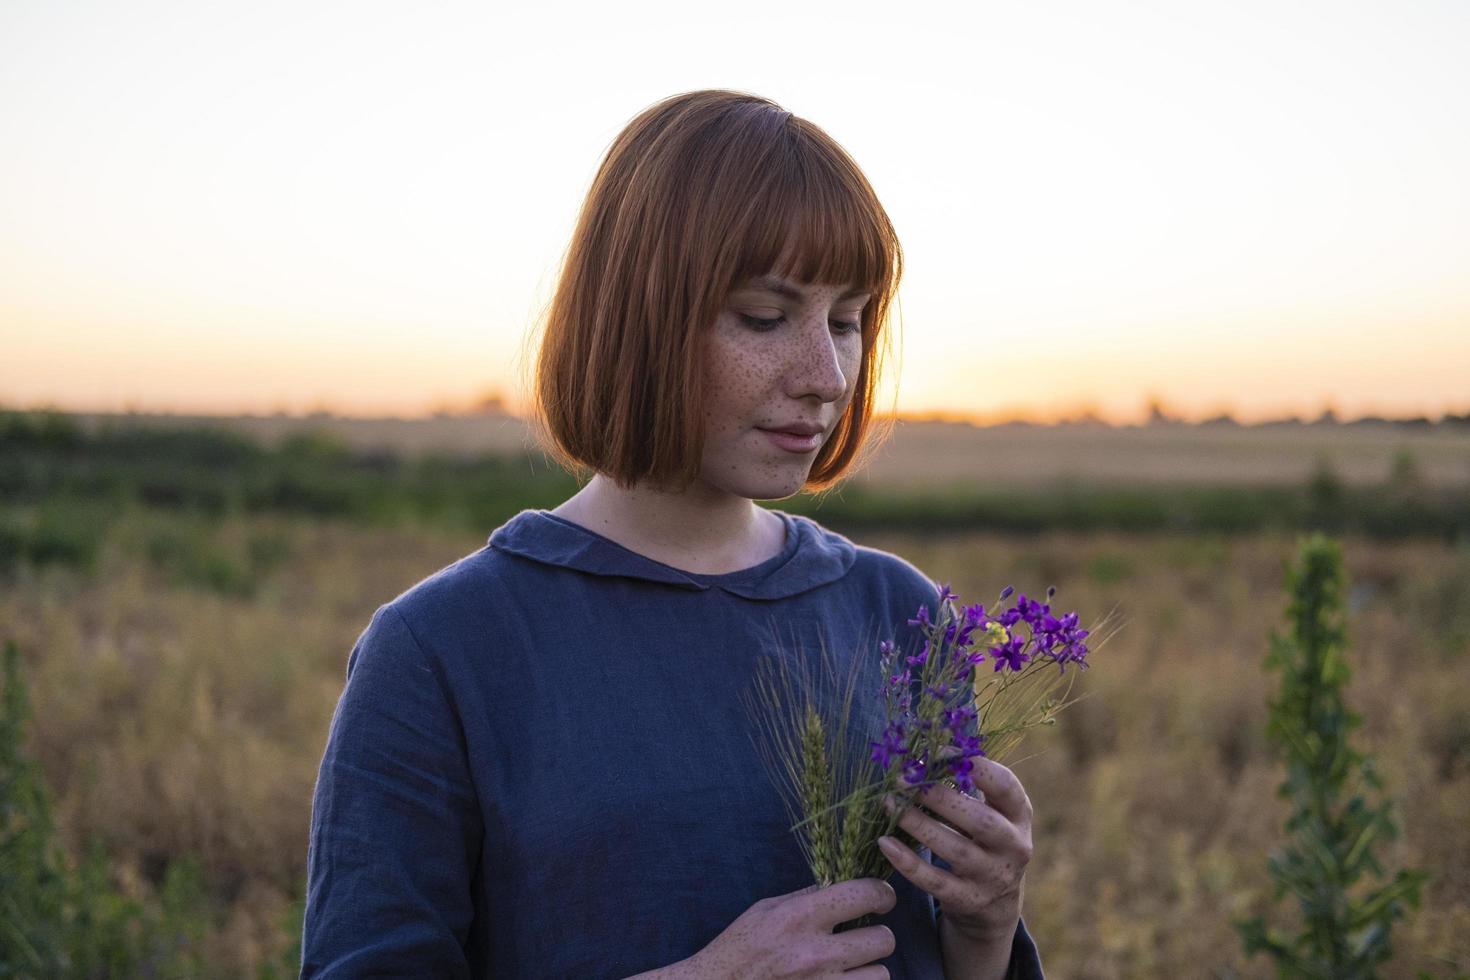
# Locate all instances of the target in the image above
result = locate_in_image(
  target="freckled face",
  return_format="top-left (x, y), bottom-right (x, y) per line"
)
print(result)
top-left (695, 273), bottom-right (870, 501)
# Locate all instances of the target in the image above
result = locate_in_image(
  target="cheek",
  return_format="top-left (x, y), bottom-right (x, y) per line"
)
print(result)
top-left (705, 335), bottom-right (782, 403)
top-left (700, 346), bottom-right (759, 433)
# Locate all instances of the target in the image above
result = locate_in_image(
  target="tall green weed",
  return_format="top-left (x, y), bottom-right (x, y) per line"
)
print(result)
top-left (1235, 535), bottom-right (1428, 977)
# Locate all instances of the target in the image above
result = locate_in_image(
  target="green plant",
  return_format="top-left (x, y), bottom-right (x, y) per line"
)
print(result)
top-left (254, 882), bottom-right (305, 980)
top-left (1, 639), bottom-right (71, 976)
top-left (0, 639), bottom-right (213, 978)
top-left (1305, 455), bottom-right (1347, 530)
top-left (1235, 535), bottom-right (1428, 978)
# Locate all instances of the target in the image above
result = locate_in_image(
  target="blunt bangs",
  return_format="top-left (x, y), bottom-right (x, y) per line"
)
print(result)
top-left (725, 123), bottom-right (898, 318)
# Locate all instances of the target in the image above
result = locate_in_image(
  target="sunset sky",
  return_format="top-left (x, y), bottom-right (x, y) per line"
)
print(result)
top-left (3, 0), bottom-right (1467, 425)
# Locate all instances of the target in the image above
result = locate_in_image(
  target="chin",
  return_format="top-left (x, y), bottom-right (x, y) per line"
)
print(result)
top-left (696, 449), bottom-right (814, 501)
top-left (739, 478), bottom-right (808, 502)
top-left (700, 470), bottom-right (800, 502)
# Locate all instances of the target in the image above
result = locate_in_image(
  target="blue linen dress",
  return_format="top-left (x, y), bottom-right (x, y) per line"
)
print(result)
top-left (302, 508), bottom-right (1045, 978)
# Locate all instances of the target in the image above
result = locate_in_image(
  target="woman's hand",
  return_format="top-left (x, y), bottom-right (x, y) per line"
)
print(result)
top-left (632, 879), bottom-right (898, 979)
top-left (878, 754), bottom-right (1033, 946)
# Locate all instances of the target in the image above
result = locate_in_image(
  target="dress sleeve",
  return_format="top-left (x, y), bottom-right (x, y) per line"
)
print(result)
top-left (302, 604), bottom-right (483, 978)
top-left (1004, 916), bottom-right (1045, 978)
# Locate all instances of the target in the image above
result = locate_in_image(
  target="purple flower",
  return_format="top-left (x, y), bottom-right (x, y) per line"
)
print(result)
top-left (870, 585), bottom-right (1093, 821)
top-left (1029, 608), bottom-right (1091, 671)
top-left (948, 756), bottom-right (976, 793)
top-left (952, 604), bottom-right (988, 649)
top-left (1055, 624), bottom-right (1091, 671)
top-left (869, 721), bottom-right (909, 770)
top-left (942, 703), bottom-right (977, 737)
top-left (992, 636), bottom-right (1031, 672)
top-left (1016, 594), bottom-right (1051, 627)
top-left (951, 733), bottom-right (985, 756)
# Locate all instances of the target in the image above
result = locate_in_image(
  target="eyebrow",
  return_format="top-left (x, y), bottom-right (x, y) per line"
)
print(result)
top-left (745, 276), bottom-right (872, 302)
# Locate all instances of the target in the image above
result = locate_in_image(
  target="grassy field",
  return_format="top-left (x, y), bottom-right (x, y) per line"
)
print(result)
top-left (2, 412), bottom-right (1467, 976)
top-left (3, 512), bottom-right (1466, 976)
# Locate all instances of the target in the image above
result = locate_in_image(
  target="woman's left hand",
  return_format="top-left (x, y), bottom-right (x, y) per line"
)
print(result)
top-left (877, 753), bottom-right (1033, 944)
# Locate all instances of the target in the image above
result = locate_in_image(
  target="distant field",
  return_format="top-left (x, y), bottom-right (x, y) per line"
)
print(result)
top-left (8, 408), bottom-right (1464, 544)
top-left (64, 410), bottom-right (1470, 490)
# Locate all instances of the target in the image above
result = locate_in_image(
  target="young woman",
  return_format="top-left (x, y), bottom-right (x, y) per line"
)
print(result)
top-left (302, 89), bottom-right (1043, 979)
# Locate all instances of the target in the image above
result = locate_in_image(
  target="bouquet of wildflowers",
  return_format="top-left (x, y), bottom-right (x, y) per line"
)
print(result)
top-left (746, 580), bottom-right (1111, 896)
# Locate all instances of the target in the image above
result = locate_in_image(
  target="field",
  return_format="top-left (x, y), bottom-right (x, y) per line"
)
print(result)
top-left (2, 411), bottom-right (1468, 977)
top-left (62, 409), bottom-right (1470, 491)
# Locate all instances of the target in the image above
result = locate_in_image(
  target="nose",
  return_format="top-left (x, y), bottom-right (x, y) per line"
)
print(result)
top-left (784, 313), bottom-right (851, 405)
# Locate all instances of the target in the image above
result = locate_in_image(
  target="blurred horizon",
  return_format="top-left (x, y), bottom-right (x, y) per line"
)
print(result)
top-left (8, 394), bottom-right (1470, 430)
top-left (3, 0), bottom-right (1467, 428)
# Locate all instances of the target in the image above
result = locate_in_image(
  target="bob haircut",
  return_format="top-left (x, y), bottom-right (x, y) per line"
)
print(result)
top-left (529, 88), bottom-right (903, 494)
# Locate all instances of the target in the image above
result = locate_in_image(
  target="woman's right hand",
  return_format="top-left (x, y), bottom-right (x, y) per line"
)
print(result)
top-left (648, 878), bottom-right (898, 979)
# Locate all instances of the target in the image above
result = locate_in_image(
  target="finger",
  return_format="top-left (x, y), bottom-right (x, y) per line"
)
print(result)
top-left (884, 794), bottom-right (982, 872)
top-left (966, 756), bottom-right (1033, 827)
top-left (904, 783), bottom-right (1019, 852)
top-left (827, 923), bottom-right (896, 971)
top-left (876, 834), bottom-right (970, 908)
top-left (800, 877), bottom-right (896, 931)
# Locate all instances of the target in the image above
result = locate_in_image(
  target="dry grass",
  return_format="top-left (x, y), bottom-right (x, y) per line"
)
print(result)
top-left (3, 511), bottom-right (1466, 977)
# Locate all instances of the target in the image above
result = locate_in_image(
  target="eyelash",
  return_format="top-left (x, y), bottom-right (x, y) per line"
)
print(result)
top-left (739, 314), bottom-right (863, 335)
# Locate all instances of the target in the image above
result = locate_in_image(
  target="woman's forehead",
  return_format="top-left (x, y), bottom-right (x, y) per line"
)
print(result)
top-left (738, 273), bottom-right (871, 301)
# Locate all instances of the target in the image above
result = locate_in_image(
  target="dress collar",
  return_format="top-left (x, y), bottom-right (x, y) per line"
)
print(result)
top-left (487, 508), bottom-right (855, 600)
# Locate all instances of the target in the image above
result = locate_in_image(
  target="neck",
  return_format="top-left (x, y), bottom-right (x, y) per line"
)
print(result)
top-left (550, 473), bottom-right (782, 575)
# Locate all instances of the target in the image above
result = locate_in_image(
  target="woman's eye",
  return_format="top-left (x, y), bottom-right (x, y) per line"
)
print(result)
top-left (739, 313), bottom-right (863, 335)
top-left (739, 314), bottom-right (784, 331)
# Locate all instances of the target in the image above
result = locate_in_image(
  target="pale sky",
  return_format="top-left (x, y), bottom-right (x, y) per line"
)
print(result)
top-left (2, 0), bottom-right (1467, 424)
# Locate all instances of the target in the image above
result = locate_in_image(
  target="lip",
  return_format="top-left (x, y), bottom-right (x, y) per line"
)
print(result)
top-left (758, 427), bottom-right (823, 454)
top-left (760, 422), bottom-right (825, 437)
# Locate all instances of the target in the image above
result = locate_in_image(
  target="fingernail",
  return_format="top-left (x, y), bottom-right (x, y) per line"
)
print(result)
top-left (877, 836), bottom-right (897, 852)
